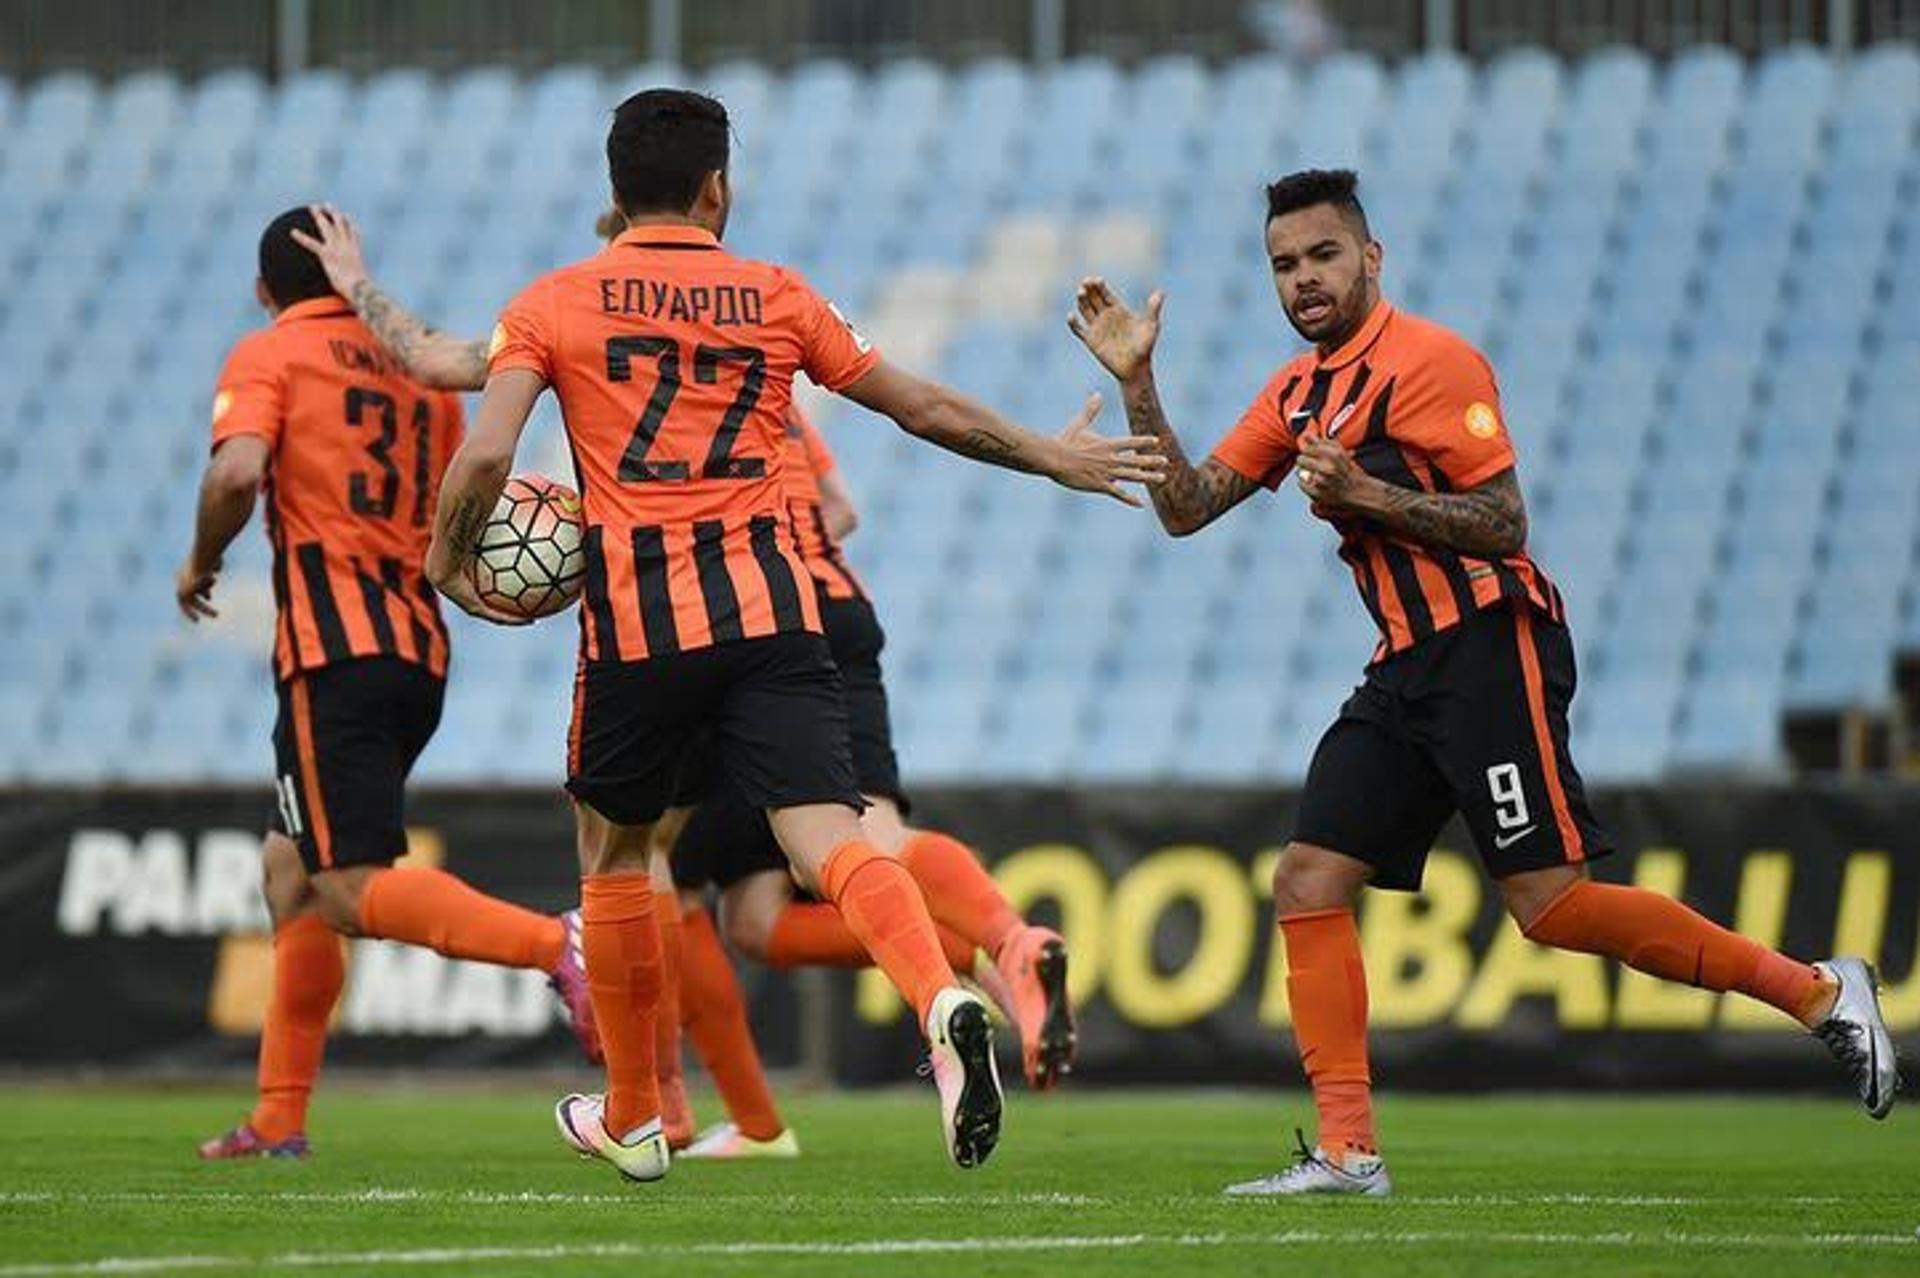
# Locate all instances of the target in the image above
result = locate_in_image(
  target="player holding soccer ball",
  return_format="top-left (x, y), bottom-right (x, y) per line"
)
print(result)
top-left (423, 89), bottom-right (1158, 1181)
top-left (177, 209), bottom-right (601, 1161)
top-left (297, 202), bottom-right (1081, 1157)
top-left (1069, 169), bottom-right (1901, 1197)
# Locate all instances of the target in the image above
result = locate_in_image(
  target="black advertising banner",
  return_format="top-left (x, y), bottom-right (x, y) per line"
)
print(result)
top-left (832, 785), bottom-right (1920, 1089)
top-left (3, 785), bottom-right (1917, 1091)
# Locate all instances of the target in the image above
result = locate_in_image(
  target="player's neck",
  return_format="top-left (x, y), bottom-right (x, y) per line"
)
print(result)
top-left (618, 211), bottom-right (721, 238)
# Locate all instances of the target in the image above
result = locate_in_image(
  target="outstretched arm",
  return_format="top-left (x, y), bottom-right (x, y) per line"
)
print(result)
top-left (1068, 279), bottom-right (1257, 536)
top-left (293, 206), bottom-right (489, 392)
top-left (839, 361), bottom-right (1165, 506)
top-left (1296, 434), bottom-right (1528, 558)
top-left (424, 368), bottom-right (544, 625)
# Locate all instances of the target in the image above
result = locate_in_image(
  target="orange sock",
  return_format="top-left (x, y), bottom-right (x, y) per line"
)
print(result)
top-left (357, 866), bottom-right (563, 970)
top-left (1524, 880), bottom-right (1832, 1024)
top-left (581, 872), bottom-right (663, 1140)
top-left (1279, 907), bottom-right (1376, 1156)
top-left (765, 900), bottom-right (974, 972)
top-left (249, 913), bottom-right (345, 1142)
top-left (652, 887), bottom-right (692, 1145)
top-left (679, 905), bottom-right (786, 1141)
top-left (899, 831), bottom-right (1024, 957)
top-left (819, 841), bottom-right (952, 1026)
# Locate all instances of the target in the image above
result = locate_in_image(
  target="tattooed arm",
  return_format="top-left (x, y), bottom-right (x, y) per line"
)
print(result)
top-left (425, 368), bottom-right (544, 625)
top-left (1359, 469), bottom-right (1528, 558)
top-left (839, 360), bottom-right (1165, 505)
top-left (1296, 432), bottom-right (1528, 557)
top-left (292, 206), bottom-right (489, 391)
top-left (1117, 369), bottom-right (1259, 536)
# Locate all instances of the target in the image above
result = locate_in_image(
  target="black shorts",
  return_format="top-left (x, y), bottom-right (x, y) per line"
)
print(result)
top-left (1293, 603), bottom-right (1612, 892)
top-left (672, 593), bottom-right (905, 891)
top-left (567, 631), bottom-right (863, 827)
top-left (270, 657), bottom-right (443, 874)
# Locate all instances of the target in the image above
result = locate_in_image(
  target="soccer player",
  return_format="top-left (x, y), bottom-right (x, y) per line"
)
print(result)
top-left (663, 405), bottom-right (1075, 1159)
top-left (179, 208), bottom-right (598, 1160)
top-left (1068, 169), bottom-right (1900, 1197)
top-left (426, 89), bottom-right (1160, 1182)
top-left (294, 209), bottom-right (1078, 1153)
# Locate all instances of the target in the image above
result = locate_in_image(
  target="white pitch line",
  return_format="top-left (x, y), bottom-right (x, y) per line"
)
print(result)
top-left (0, 1228), bottom-right (1913, 1276)
top-left (0, 1189), bottom-right (1851, 1209)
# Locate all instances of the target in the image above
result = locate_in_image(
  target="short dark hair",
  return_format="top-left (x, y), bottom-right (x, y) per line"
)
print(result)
top-left (258, 206), bottom-right (335, 308)
top-left (1265, 168), bottom-right (1371, 239)
top-left (606, 88), bottom-right (730, 215)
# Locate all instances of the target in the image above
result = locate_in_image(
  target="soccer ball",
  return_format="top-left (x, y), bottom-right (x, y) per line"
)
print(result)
top-left (468, 475), bottom-right (586, 620)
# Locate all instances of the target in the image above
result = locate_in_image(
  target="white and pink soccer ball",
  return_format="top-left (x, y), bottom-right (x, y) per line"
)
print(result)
top-left (468, 474), bottom-right (587, 620)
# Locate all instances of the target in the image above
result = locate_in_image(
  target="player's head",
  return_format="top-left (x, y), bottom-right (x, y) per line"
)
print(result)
top-left (606, 88), bottom-right (731, 236)
top-left (256, 206), bottom-right (335, 313)
top-left (1264, 168), bottom-right (1383, 349)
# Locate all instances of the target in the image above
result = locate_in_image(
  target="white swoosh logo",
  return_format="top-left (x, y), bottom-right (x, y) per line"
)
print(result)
top-left (1493, 825), bottom-right (1537, 850)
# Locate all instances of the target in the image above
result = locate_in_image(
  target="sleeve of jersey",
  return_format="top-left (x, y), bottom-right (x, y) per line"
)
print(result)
top-left (209, 337), bottom-right (284, 450)
top-left (791, 277), bottom-right (881, 392)
top-left (1412, 340), bottom-right (1516, 491)
top-left (487, 279), bottom-right (556, 382)
top-left (1208, 372), bottom-right (1298, 491)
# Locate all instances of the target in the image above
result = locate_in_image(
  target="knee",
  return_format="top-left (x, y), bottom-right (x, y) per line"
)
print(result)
top-left (1270, 843), bottom-right (1366, 918)
top-left (721, 899), bottom-right (771, 960)
top-left (310, 872), bottom-right (367, 936)
top-left (1502, 864), bottom-right (1587, 933)
top-left (260, 836), bottom-right (311, 928)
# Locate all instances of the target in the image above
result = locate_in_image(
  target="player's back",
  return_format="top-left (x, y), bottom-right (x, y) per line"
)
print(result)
top-left (490, 224), bottom-right (879, 661)
top-left (213, 297), bottom-right (465, 680)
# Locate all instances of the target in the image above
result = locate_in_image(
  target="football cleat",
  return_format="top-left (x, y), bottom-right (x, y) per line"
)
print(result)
top-left (1810, 958), bottom-right (1901, 1120)
top-left (679, 1122), bottom-right (801, 1161)
top-left (995, 926), bottom-right (1076, 1091)
top-left (1224, 1130), bottom-right (1392, 1198)
top-left (547, 910), bottom-right (603, 1065)
top-left (924, 986), bottom-right (1003, 1169)
top-left (197, 1123), bottom-right (309, 1160)
top-left (552, 1093), bottom-right (670, 1183)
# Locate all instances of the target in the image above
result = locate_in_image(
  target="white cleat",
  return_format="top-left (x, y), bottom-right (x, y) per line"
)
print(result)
top-left (553, 1092), bottom-right (670, 1183)
top-left (679, 1121), bottom-right (801, 1161)
top-left (924, 986), bottom-right (1003, 1169)
top-left (1811, 958), bottom-right (1901, 1120)
top-left (1225, 1131), bottom-right (1392, 1198)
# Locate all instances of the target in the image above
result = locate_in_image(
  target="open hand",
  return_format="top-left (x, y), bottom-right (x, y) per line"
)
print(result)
top-left (175, 558), bottom-right (219, 622)
top-left (291, 204), bottom-right (371, 300)
top-left (1295, 433), bottom-right (1372, 512)
top-left (1049, 393), bottom-right (1168, 507)
top-left (1067, 279), bottom-right (1164, 383)
top-left (433, 566), bottom-right (533, 627)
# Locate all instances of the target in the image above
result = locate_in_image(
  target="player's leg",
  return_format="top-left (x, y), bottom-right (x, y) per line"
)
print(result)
top-left (200, 829), bottom-right (340, 1159)
top-left (553, 800), bottom-right (671, 1180)
top-left (867, 797), bottom-right (1076, 1090)
top-left (723, 632), bottom-right (1002, 1167)
top-left (1225, 708), bottom-right (1451, 1199)
top-left (287, 663), bottom-right (593, 1054)
top-left (1469, 609), bottom-right (1898, 1117)
top-left (646, 810), bottom-right (693, 1149)
top-left (674, 884), bottom-right (797, 1158)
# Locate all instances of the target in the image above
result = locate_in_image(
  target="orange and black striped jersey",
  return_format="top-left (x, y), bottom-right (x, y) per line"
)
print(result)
top-left (211, 297), bottom-right (464, 682)
top-left (782, 404), bottom-right (865, 601)
top-left (490, 224), bottom-right (880, 662)
top-left (1212, 300), bottom-right (1562, 661)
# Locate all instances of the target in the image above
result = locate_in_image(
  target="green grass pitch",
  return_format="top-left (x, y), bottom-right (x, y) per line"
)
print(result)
top-left (0, 1085), bottom-right (1915, 1276)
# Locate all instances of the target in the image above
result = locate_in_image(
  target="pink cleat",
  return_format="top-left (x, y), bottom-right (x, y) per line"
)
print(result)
top-left (197, 1124), bottom-right (308, 1160)
top-left (549, 910), bottom-right (602, 1064)
top-left (994, 925), bottom-right (1076, 1091)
